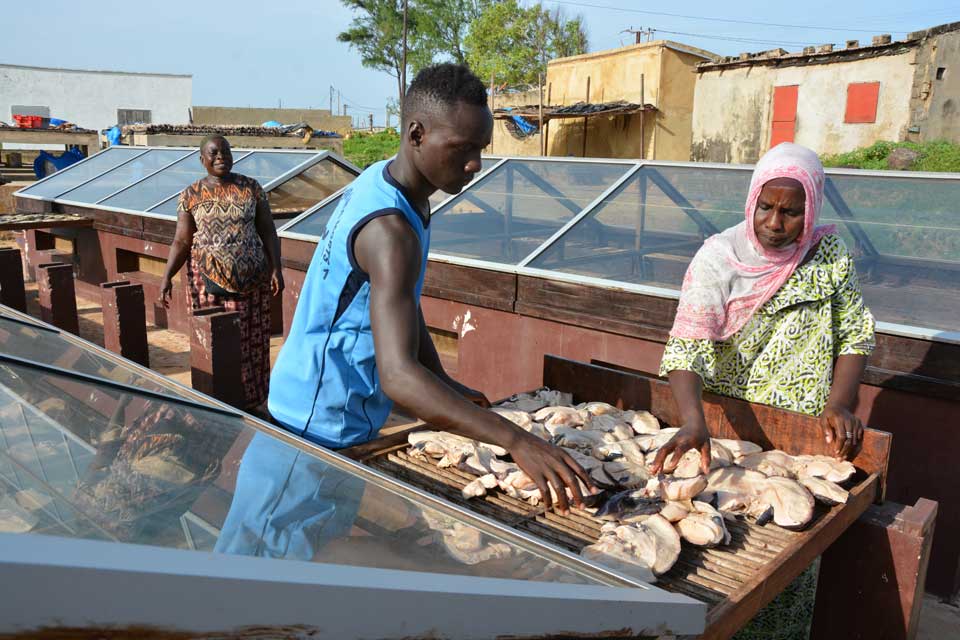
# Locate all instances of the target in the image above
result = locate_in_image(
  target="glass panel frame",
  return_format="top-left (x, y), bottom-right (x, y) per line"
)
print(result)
top-left (15, 147), bottom-right (150, 200)
top-left (55, 149), bottom-right (194, 206)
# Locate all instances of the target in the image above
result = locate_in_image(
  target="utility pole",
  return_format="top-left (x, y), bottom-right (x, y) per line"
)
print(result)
top-left (329, 86), bottom-right (334, 114)
top-left (337, 91), bottom-right (341, 117)
top-left (401, 0), bottom-right (408, 118)
top-left (343, 104), bottom-right (349, 118)
top-left (369, 113), bottom-right (374, 132)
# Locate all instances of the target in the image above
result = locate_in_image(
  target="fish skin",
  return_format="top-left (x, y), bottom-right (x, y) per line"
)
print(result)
top-left (657, 474), bottom-right (709, 501)
top-left (758, 476), bottom-right (816, 529)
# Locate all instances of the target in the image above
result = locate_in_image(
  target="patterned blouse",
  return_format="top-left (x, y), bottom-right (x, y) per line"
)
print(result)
top-left (659, 234), bottom-right (876, 417)
top-left (178, 175), bottom-right (269, 294)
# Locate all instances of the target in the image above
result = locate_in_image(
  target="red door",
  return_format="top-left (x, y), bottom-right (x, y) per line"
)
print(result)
top-left (770, 85), bottom-right (799, 148)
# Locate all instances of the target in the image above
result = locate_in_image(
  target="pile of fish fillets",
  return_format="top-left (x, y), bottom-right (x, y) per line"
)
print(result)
top-left (406, 388), bottom-right (857, 580)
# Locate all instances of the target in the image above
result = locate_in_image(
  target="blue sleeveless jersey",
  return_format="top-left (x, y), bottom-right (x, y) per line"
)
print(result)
top-left (269, 160), bottom-right (431, 448)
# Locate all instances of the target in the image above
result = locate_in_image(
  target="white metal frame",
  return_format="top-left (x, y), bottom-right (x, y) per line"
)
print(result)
top-left (0, 304), bottom-right (663, 590)
top-left (0, 533), bottom-right (705, 638)
top-left (276, 155), bottom-right (960, 345)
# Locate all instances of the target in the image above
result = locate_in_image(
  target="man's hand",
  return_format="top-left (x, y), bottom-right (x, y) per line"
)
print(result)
top-left (650, 421), bottom-right (711, 475)
top-left (819, 404), bottom-right (862, 460)
top-left (507, 432), bottom-right (595, 515)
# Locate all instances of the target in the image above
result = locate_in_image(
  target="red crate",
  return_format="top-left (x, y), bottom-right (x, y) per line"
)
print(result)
top-left (12, 114), bottom-right (43, 129)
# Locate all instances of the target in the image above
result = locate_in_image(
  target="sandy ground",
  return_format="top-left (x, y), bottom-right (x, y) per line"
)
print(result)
top-left (917, 593), bottom-right (960, 639)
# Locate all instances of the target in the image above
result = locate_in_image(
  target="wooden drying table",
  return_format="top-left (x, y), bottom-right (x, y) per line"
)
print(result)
top-left (343, 356), bottom-right (893, 640)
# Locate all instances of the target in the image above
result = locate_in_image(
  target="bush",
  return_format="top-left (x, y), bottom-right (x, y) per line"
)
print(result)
top-left (821, 140), bottom-right (960, 172)
top-left (343, 130), bottom-right (400, 169)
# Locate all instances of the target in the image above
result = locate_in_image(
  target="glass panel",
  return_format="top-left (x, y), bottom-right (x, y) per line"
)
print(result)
top-left (823, 175), bottom-right (960, 333)
top-left (430, 160), bottom-right (632, 265)
top-left (99, 151), bottom-right (202, 213)
top-left (232, 151), bottom-right (316, 186)
top-left (58, 150), bottom-right (192, 204)
top-left (529, 165), bottom-right (748, 287)
top-left (281, 193), bottom-right (343, 238)
top-left (0, 313), bottom-right (189, 398)
top-left (0, 362), bottom-right (600, 584)
top-left (18, 148), bottom-right (146, 199)
top-left (267, 159), bottom-right (356, 216)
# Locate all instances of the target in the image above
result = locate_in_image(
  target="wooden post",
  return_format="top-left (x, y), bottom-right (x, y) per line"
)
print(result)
top-left (36, 263), bottom-right (78, 334)
top-left (489, 73), bottom-right (496, 154)
top-left (581, 76), bottom-right (591, 157)
top-left (539, 73), bottom-right (545, 157)
top-left (191, 306), bottom-right (245, 408)
top-left (811, 498), bottom-right (938, 640)
top-left (544, 83), bottom-right (552, 156)
top-left (640, 73), bottom-right (646, 160)
top-left (100, 280), bottom-right (149, 367)
top-left (0, 248), bottom-right (27, 312)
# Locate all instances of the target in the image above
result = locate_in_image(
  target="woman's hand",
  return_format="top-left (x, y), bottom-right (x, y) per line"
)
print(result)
top-left (270, 269), bottom-right (285, 297)
top-left (819, 404), bottom-right (863, 460)
top-left (159, 277), bottom-right (173, 309)
top-left (650, 419), bottom-right (712, 475)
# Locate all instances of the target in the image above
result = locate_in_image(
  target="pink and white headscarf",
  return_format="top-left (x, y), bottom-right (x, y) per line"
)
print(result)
top-left (670, 142), bottom-right (836, 341)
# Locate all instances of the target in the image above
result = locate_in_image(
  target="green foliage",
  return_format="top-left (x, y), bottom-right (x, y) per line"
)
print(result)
top-left (343, 130), bottom-right (401, 169)
top-left (821, 140), bottom-right (960, 172)
top-left (337, 0), bottom-right (413, 103)
top-left (412, 0), bottom-right (492, 70)
top-left (464, 0), bottom-right (587, 87)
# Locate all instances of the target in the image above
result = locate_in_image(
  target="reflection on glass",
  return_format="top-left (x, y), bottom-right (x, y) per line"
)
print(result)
top-left (430, 160), bottom-right (632, 265)
top-left (0, 315), bottom-right (188, 398)
top-left (267, 160), bottom-right (356, 216)
top-left (232, 152), bottom-right (316, 186)
top-left (282, 193), bottom-right (343, 237)
top-left (100, 151), bottom-right (203, 213)
top-left (0, 362), bottom-right (596, 584)
top-left (529, 166), bottom-right (749, 287)
top-left (19, 148), bottom-right (146, 200)
top-left (58, 150), bottom-right (192, 204)
top-left (822, 175), bottom-right (960, 333)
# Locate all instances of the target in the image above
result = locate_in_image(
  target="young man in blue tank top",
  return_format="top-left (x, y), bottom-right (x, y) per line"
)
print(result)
top-left (270, 63), bottom-right (593, 514)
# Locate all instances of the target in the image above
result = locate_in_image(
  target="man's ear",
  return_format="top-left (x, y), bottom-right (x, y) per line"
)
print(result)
top-left (407, 119), bottom-right (425, 147)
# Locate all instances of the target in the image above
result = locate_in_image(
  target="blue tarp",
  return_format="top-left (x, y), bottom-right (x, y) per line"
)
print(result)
top-left (34, 148), bottom-right (85, 179)
top-left (502, 107), bottom-right (538, 136)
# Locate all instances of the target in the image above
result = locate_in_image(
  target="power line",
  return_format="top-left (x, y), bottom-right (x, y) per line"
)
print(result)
top-left (652, 28), bottom-right (824, 47)
top-left (541, 0), bottom-right (914, 34)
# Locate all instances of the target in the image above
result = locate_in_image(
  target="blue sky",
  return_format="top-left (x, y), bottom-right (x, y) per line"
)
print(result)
top-left (2, 0), bottom-right (956, 126)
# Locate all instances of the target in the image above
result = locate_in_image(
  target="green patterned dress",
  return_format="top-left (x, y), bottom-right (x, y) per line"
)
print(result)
top-left (659, 234), bottom-right (875, 640)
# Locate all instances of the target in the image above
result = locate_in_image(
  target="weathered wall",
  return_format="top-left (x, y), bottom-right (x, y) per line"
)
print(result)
top-left (545, 42), bottom-right (663, 159)
top-left (692, 52), bottom-right (916, 163)
top-left (909, 29), bottom-right (960, 142)
top-left (487, 89), bottom-right (542, 157)
top-left (656, 49), bottom-right (706, 161)
top-left (0, 64), bottom-right (192, 132)
top-left (192, 106), bottom-right (352, 135)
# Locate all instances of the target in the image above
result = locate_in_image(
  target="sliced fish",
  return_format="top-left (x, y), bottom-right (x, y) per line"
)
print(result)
top-left (657, 474), bottom-right (708, 501)
top-left (799, 476), bottom-right (849, 506)
top-left (757, 477), bottom-right (816, 529)
top-left (793, 455), bottom-right (856, 483)
top-left (623, 410), bottom-right (662, 435)
top-left (711, 438), bottom-right (763, 462)
top-left (616, 515), bottom-right (681, 575)
top-left (581, 536), bottom-right (656, 583)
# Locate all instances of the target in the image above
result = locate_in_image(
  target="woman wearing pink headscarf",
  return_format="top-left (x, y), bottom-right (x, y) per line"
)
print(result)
top-left (654, 142), bottom-right (875, 640)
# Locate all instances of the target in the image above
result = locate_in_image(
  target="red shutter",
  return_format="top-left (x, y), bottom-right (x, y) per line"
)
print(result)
top-left (770, 85), bottom-right (799, 147)
top-left (845, 82), bottom-right (880, 123)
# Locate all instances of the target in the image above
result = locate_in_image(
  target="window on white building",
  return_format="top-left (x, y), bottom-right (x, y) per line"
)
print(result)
top-left (117, 108), bottom-right (152, 125)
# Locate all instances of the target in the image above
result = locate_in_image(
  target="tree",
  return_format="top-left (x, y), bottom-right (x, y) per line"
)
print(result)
top-left (464, 0), bottom-right (587, 88)
top-left (337, 0), bottom-right (415, 105)
top-left (411, 0), bottom-right (492, 70)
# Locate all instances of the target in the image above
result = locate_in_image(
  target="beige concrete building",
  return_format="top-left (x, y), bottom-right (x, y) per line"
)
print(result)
top-left (691, 22), bottom-right (960, 163)
top-left (489, 40), bottom-right (717, 160)
top-left (192, 106), bottom-right (352, 135)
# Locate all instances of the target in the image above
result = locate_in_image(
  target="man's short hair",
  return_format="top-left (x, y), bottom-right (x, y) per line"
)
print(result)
top-left (403, 63), bottom-right (488, 123)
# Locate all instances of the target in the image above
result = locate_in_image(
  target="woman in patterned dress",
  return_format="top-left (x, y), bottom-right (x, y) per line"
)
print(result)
top-left (652, 143), bottom-right (875, 640)
top-left (159, 136), bottom-right (283, 411)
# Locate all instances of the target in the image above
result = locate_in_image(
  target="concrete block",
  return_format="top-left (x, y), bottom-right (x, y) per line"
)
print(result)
top-left (191, 306), bottom-right (244, 408)
top-left (36, 262), bottom-right (78, 334)
top-left (0, 248), bottom-right (27, 312)
top-left (100, 280), bottom-right (149, 367)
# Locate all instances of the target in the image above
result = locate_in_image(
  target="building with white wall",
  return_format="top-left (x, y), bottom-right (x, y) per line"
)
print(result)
top-left (0, 64), bottom-right (192, 133)
top-left (691, 22), bottom-right (960, 163)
